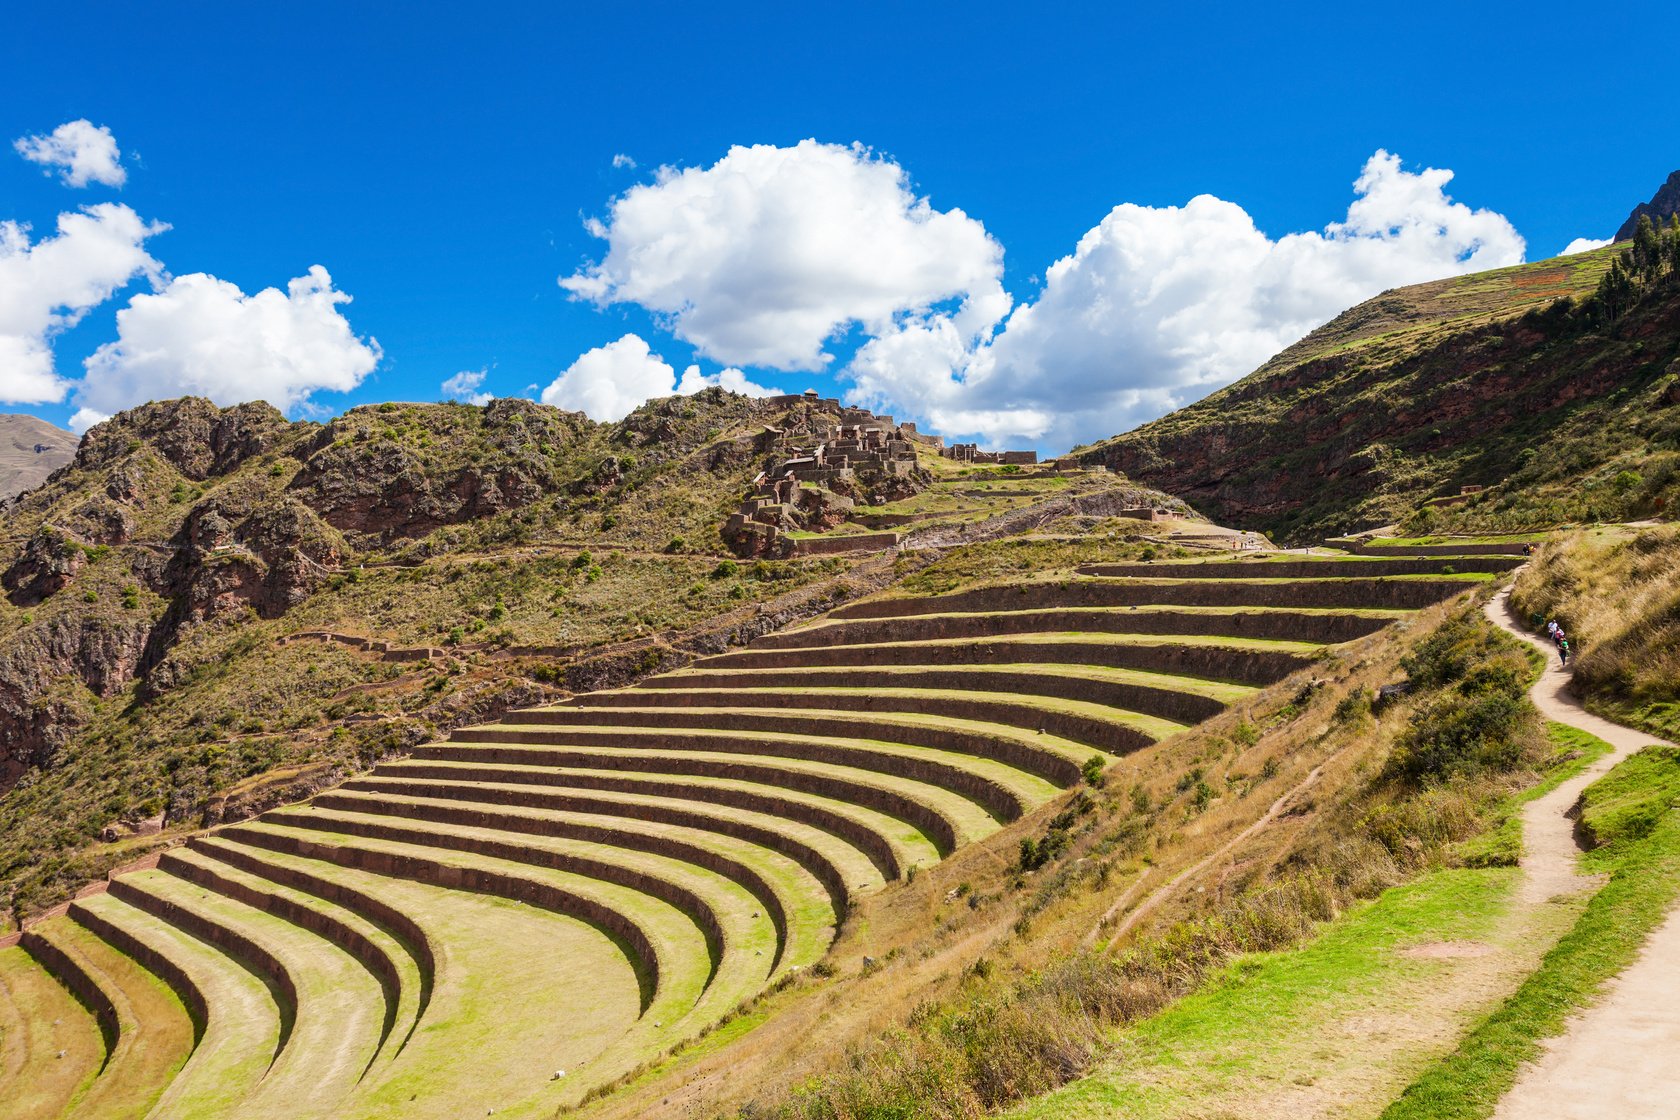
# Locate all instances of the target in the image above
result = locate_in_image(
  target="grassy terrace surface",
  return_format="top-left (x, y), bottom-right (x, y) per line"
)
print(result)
top-left (22, 916), bottom-right (196, 1120)
top-left (0, 546), bottom-right (1498, 1117)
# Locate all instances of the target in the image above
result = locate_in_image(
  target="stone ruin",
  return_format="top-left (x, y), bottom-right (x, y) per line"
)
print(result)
top-left (941, 442), bottom-right (1038, 465)
top-left (723, 405), bottom-right (930, 557)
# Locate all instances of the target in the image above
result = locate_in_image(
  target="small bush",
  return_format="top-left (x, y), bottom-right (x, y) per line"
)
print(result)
top-left (1333, 689), bottom-right (1372, 724)
top-left (1081, 754), bottom-right (1107, 787)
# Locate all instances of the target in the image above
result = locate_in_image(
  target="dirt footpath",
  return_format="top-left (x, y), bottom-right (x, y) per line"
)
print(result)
top-left (1485, 590), bottom-right (1680, 1120)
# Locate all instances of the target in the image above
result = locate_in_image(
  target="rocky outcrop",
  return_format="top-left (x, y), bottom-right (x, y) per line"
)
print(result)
top-left (2, 527), bottom-right (85, 607)
top-left (291, 398), bottom-right (590, 540)
top-left (1616, 170), bottom-right (1680, 241)
top-left (74, 398), bottom-right (291, 481)
top-left (141, 493), bottom-right (342, 691)
top-left (0, 614), bottom-right (149, 789)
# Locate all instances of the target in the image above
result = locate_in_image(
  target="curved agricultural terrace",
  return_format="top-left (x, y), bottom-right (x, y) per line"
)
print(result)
top-left (0, 551), bottom-right (1518, 1119)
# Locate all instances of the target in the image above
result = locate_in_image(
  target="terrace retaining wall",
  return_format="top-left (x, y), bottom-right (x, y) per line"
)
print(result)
top-left (258, 810), bottom-right (729, 989)
top-left (636, 667), bottom-right (1228, 725)
top-left (1077, 557), bottom-right (1521, 579)
top-left (564, 687), bottom-right (1171, 752)
top-left (403, 745), bottom-right (964, 853)
top-left (69, 902), bottom-right (210, 1044)
top-left (750, 607), bottom-right (1393, 650)
top-left (336, 779), bottom-right (853, 914)
top-left (19, 929), bottom-right (123, 1058)
top-left (310, 792), bottom-right (794, 974)
top-left (496, 709), bottom-right (1089, 784)
top-left (107, 878), bottom-right (302, 1056)
top-left (1347, 542), bottom-right (1532, 556)
top-left (703, 638), bottom-right (1314, 687)
top-left (188, 835), bottom-right (437, 1024)
top-left (222, 826), bottom-right (663, 1014)
top-left (159, 850), bottom-right (403, 1050)
top-left (366, 764), bottom-right (904, 880)
top-left (427, 734), bottom-right (1026, 824)
top-left (828, 577), bottom-right (1475, 615)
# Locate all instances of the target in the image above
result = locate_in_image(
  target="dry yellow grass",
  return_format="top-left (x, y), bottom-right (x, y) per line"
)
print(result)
top-left (1512, 524), bottom-right (1680, 740)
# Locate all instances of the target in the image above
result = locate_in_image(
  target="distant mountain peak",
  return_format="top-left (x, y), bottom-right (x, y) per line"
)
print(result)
top-left (1615, 169), bottom-right (1680, 241)
top-left (0, 413), bottom-right (77, 500)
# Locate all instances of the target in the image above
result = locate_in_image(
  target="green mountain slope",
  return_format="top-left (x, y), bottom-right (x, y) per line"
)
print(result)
top-left (1077, 243), bottom-right (1680, 540)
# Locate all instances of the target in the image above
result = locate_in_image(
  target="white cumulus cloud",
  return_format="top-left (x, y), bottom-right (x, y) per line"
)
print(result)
top-left (0, 203), bottom-right (166, 404)
top-left (611, 153), bottom-right (637, 170)
top-left (540, 334), bottom-right (677, 420)
top-left (847, 150), bottom-right (1526, 448)
top-left (561, 139), bottom-right (1008, 371)
top-left (675, 364), bottom-right (780, 397)
top-left (441, 368), bottom-right (493, 404)
top-left (67, 406), bottom-right (110, 433)
top-left (76, 265), bottom-right (382, 417)
top-left (540, 335), bottom-right (782, 421)
top-left (15, 120), bottom-right (127, 188)
top-left (1561, 236), bottom-right (1612, 257)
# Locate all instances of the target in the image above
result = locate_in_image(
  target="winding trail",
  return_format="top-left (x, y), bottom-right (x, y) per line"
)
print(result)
top-left (1483, 589), bottom-right (1680, 1120)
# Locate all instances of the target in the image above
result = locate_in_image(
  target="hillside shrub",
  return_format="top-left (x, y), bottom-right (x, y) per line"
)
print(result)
top-left (1385, 610), bottom-right (1537, 785)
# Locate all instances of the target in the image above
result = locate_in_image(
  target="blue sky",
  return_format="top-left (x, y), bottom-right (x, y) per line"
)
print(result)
top-left (4, 1), bottom-right (1678, 452)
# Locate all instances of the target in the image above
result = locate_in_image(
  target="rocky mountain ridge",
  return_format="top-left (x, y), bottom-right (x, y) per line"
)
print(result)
top-left (1616, 168), bottom-right (1680, 240)
top-left (1077, 243), bottom-right (1680, 539)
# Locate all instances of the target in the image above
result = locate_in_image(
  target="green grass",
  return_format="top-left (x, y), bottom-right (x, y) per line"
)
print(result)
top-left (74, 891), bottom-right (284, 1120)
top-left (1380, 746), bottom-right (1680, 1120)
top-left (1458, 723), bottom-right (1615, 868)
top-left (0, 944), bottom-right (104, 1119)
top-left (1005, 866), bottom-right (1523, 1120)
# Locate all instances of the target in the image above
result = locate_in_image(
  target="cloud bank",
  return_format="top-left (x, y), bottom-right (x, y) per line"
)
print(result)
top-left (442, 368), bottom-right (494, 404)
top-left (1562, 236), bottom-right (1612, 256)
top-left (559, 144), bottom-right (1523, 449)
top-left (75, 266), bottom-right (382, 421)
top-left (0, 203), bottom-right (165, 405)
top-left (14, 120), bottom-right (127, 188)
top-left (540, 334), bottom-right (780, 421)
top-left (562, 139), bottom-right (1007, 371)
top-left (847, 150), bottom-right (1525, 447)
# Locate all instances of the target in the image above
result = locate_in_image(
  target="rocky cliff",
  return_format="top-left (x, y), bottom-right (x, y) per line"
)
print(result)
top-left (1616, 169), bottom-right (1680, 241)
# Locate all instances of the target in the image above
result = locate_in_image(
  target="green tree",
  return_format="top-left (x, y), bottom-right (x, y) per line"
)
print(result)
top-left (1631, 214), bottom-right (1663, 282)
top-left (1595, 256), bottom-right (1638, 323)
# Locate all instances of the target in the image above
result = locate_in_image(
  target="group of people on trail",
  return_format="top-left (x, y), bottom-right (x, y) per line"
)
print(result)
top-left (1546, 619), bottom-right (1573, 666)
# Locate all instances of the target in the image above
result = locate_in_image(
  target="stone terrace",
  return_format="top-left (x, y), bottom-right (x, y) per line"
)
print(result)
top-left (0, 545), bottom-right (1520, 1119)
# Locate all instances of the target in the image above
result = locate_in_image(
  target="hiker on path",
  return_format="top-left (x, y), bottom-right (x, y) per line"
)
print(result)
top-left (1546, 620), bottom-right (1559, 639)
top-left (1559, 637), bottom-right (1571, 667)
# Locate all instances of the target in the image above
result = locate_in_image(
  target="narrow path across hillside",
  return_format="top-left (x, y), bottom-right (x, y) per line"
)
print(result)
top-left (1483, 590), bottom-right (1680, 1120)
